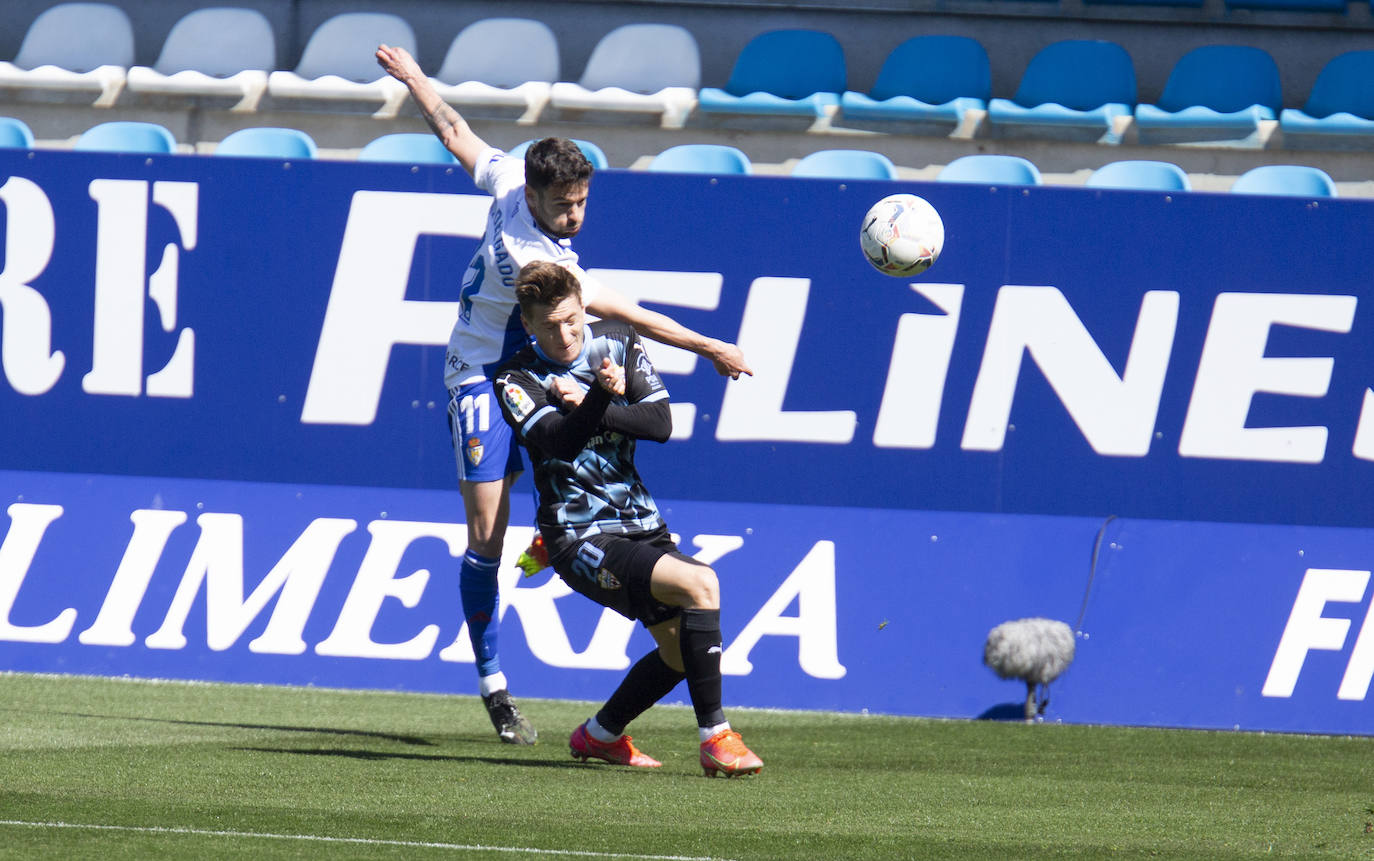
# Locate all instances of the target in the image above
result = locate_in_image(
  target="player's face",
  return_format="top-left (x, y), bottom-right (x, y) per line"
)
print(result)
top-left (525, 181), bottom-right (589, 239)
top-left (523, 295), bottom-right (586, 365)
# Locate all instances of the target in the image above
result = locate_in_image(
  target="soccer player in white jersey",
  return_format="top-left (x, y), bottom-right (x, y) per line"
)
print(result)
top-left (375, 44), bottom-right (751, 745)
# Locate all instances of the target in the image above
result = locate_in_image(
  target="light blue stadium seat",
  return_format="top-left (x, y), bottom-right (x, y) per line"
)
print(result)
top-left (1086, 160), bottom-right (1191, 191)
top-left (215, 127), bottom-right (317, 159)
top-left (839, 35), bottom-right (990, 128)
top-left (1134, 46), bottom-right (1282, 143)
top-left (1230, 165), bottom-right (1337, 197)
top-left (0, 116), bottom-right (35, 148)
top-left (73, 120), bottom-right (177, 154)
top-left (646, 144), bottom-right (752, 175)
top-left (938, 154), bottom-right (1041, 185)
top-left (1279, 51), bottom-right (1374, 139)
top-left (507, 138), bottom-right (609, 170)
top-left (986, 40), bottom-right (1136, 143)
top-left (696, 29), bottom-right (845, 119)
top-left (791, 149), bottom-right (898, 180)
top-left (0, 2), bottom-right (134, 107)
top-left (358, 133), bottom-right (458, 164)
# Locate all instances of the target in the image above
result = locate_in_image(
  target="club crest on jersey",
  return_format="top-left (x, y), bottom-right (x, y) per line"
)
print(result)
top-left (465, 437), bottom-right (483, 466)
top-left (501, 381), bottom-right (536, 422)
top-left (597, 568), bottom-right (621, 590)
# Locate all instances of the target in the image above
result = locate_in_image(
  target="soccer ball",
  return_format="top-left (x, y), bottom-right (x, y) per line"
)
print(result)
top-left (859, 193), bottom-right (945, 277)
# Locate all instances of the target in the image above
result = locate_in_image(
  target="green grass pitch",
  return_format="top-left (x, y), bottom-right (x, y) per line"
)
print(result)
top-left (1, 672), bottom-right (1371, 859)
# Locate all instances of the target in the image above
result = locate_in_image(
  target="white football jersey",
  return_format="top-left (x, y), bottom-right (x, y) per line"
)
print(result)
top-left (445, 146), bottom-right (601, 393)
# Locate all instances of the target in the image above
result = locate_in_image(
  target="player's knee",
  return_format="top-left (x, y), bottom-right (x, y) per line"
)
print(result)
top-left (682, 567), bottom-right (719, 610)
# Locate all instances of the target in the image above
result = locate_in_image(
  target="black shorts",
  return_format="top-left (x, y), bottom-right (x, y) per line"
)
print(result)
top-left (549, 525), bottom-right (700, 626)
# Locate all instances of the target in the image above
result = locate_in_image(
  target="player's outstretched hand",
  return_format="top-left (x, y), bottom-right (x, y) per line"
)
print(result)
top-left (376, 43), bottom-right (421, 84)
top-left (596, 357), bottom-right (626, 396)
top-left (710, 341), bottom-right (753, 380)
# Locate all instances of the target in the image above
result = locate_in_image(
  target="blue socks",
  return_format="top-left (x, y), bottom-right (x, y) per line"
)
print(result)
top-left (459, 550), bottom-right (502, 678)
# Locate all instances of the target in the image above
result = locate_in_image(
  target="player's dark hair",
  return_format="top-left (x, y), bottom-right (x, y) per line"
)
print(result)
top-left (524, 138), bottom-right (593, 191)
top-left (515, 261), bottom-right (582, 316)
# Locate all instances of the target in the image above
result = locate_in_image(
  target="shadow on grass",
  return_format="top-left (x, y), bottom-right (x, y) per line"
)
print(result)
top-left (50, 711), bottom-right (435, 746)
top-left (975, 702), bottom-right (1028, 721)
top-left (234, 746), bottom-right (596, 770)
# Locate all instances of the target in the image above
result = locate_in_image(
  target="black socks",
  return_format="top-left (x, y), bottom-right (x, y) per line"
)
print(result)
top-left (680, 607), bottom-right (726, 730)
top-left (595, 649), bottom-right (685, 736)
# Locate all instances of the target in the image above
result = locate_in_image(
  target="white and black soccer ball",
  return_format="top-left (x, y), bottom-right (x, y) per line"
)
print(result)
top-left (859, 193), bottom-right (945, 277)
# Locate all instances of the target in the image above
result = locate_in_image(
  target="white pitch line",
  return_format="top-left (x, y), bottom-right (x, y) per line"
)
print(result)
top-left (0, 820), bottom-right (737, 861)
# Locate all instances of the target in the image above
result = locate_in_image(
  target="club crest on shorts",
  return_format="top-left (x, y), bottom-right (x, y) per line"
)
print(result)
top-left (465, 437), bottom-right (483, 466)
top-left (500, 380), bottom-right (535, 422)
top-left (596, 567), bottom-right (621, 590)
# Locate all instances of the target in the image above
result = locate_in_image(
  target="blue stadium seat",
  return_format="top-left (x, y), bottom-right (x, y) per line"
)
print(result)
top-left (1230, 165), bottom-right (1337, 197)
top-left (696, 29), bottom-right (845, 120)
top-left (1280, 51), bottom-right (1374, 140)
top-left (508, 138), bottom-right (609, 170)
top-left (987, 40), bottom-right (1136, 143)
top-left (1086, 160), bottom-right (1191, 191)
top-left (74, 121), bottom-right (177, 154)
top-left (791, 149), bottom-right (898, 180)
top-left (646, 144), bottom-right (752, 175)
top-left (839, 35), bottom-right (990, 128)
top-left (358, 133), bottom-right (458, 164)
top-left (215, 127), bottom-right (317, 159)
top-left (937, 154), bottom-right (1041, 185)
top-left (1134, 46), bottom-right (1282, 143)
top-left (0, 116), bottom-right (35, 148)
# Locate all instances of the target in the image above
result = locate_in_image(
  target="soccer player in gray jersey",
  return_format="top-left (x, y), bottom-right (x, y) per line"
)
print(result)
top-left (376, 44), bottom-right (751, 745)
top-left (495, 261), bottom-right (762, 777)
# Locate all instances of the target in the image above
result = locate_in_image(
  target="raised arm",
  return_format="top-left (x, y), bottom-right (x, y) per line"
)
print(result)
top-left (375, 43), bottom-right (488, 175)
top-left (584, 284), bottom-right (753, 380)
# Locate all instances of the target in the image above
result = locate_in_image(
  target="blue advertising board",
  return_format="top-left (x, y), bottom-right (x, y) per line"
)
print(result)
top-left (1, 149), bottom-right (1371, 733)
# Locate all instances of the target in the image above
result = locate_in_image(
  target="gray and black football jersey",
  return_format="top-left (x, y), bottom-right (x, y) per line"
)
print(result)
top-left (495, 321), bottom-right (671, 557)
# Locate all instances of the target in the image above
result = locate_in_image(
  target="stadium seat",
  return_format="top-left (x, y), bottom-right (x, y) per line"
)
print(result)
top-left (1230, 165), bottom-right (1337, 197)
top-left (791, 149), bottom-right (898, 180)
top-left (0, 2), bottom-right (133, 107)
top-left (0, 116), bottom-right (35, 149)
top-left (839, 35), bottom-right (990, 129)
top-left (508, 138), bottom-right (609, 170)
top-left (430, 18), bottom-right (559, 125)
top-left (74, 121), bottom-right (178, 154)
top-left (1134, 46), bottom-right (1282, 144)
top-left (696, 29), bottom-right (845, 124)
top-left (1086, 160), bottom-right (1191, 191)
top-left (124, 8), bottom-right (275, 113)
top-left (1226, 0), bottom-right (1345, 10)
top-left (646, 144), bottom-right (752, 174)
top-left (1085, 0), bottom-right (1203, 7)
top-left (937, 154), bottom-right (1042, 185)
top-left (358, 133), bottom-right (458, 164)
top-left (548, 24), bottom-right (699, 129)
top-left (1279, 51), bottom-right (1374, 141)
top-left (266, 13), bottom-right (415, 117)
top-left (214, 127), bottom-right (317, 159)
top-left (986, 40), bottom-right (1136, 143)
